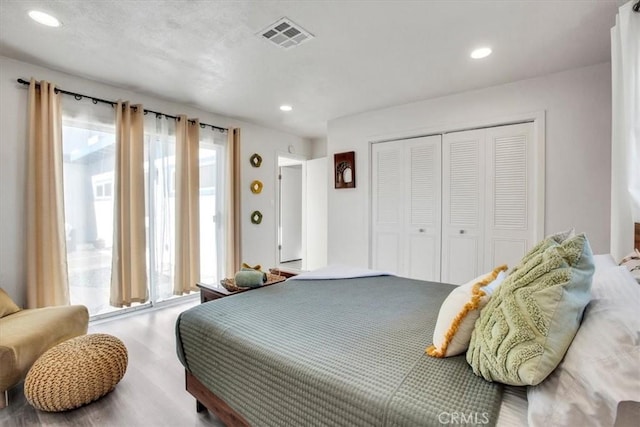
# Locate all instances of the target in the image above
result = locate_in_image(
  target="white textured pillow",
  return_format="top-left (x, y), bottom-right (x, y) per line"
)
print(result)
top-left (426, 266), bottom-right (507, 358)
top-left (527, 266), bottom-right (640, 426)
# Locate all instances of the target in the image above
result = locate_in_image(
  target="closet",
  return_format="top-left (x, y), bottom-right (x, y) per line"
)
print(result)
top-left (371, 122), bottom-right (540, 284)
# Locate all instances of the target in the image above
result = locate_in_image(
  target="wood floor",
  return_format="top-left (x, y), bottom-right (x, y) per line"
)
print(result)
top-left (0, 300), bottom-right (225, 427)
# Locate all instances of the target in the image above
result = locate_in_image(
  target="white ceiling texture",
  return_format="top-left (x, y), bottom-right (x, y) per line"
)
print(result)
top-left (0, 0), bottom-right (620, 139)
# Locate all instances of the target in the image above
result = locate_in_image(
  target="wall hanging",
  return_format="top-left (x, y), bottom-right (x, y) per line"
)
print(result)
top-left (250, 153), bottom-right (263, 168)
top-left (250, 180), bottom-right (263, 194)
top-left (334, 151), bottom-right (356, 189)
top-left (250, 211), bottom-right (263, 224)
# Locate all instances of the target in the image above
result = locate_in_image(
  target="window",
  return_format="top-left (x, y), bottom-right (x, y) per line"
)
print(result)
top-left (93, 174), bottom-right (113, 200)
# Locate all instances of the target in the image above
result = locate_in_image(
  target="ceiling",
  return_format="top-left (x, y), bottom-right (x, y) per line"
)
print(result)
top-left (0, 0), bottom-right (620, 139)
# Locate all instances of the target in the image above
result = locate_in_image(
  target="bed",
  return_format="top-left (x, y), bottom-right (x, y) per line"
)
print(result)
top-left (177, 274), bottom-right (510, 426)
top-left (176, 256), bottom-right (639, 427)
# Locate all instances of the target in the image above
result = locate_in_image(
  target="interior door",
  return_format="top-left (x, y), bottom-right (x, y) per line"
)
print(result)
top-left (404, 136), bottom-right (442, 281)
top-left (441, 129), bottom-right (485, 285)
top-left (279, 165), bottom-right (303, 262)
top-left (305, 157), bottom-right (328, 270)
top-left (372, 122), bottom-right (540, 283)
top-left (371, 135), bottom-right (441, 279)
top-left (484, 122), bottom-right (535, 271)
top-left (371, 142), bottom-right (404, 274)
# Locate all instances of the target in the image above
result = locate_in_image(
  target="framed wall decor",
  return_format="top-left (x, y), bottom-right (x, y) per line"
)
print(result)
top-left (250, 180), bottom-right (263, 194)
top-left (334, 151), bottom-right (356, 189)
top-left (250, 211), bottom-right (263, 224)
top-left (249, 153), bottom-right (263, 168)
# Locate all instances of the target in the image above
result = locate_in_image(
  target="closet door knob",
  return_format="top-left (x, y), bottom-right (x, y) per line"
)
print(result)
top-left (418, 228), bottom-right (425, 233)
top-left (459, 229), bottom-right (465, 234)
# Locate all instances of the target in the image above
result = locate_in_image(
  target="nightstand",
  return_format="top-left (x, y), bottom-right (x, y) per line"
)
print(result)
top-left (196, 282), bottom-right (235, 303)
top-left (196, 271), bottom-right (290, 303)
top-left (268, 268), bottom-right (300, 278)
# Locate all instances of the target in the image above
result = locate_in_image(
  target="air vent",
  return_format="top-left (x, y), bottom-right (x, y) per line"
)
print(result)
top-left (257, 17), bottom-right (314, 49)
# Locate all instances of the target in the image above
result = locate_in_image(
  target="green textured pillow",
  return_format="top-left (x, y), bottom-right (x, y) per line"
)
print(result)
top-left (466, 233), bottom-right (594, 386)
top-left (510, 228), bottom-right (574, 275)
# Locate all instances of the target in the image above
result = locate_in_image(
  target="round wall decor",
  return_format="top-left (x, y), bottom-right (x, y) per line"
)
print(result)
top-left (249, 153), bottom-right (263, 168)
top-left (250, 211), bottom-right (263, 224)
top-left (250, 180), bottom-right (263, 194)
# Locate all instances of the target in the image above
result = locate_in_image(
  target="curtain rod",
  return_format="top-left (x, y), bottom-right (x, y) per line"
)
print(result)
top-left (16, 78), bottom-right (228, 133)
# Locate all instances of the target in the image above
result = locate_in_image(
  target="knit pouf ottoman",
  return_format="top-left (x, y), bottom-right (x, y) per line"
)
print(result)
top-left (24, 333), bottom-right (128, 412)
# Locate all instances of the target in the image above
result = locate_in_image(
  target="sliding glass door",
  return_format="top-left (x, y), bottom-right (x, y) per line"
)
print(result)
top-left (145, 116), bottom-right (177, 303)
top-left (62, 100), bottom-right (226, 317)
top-left (62, 113), bottom-right (119, 315)
top-left (199, 137), bottom-right (225, 284)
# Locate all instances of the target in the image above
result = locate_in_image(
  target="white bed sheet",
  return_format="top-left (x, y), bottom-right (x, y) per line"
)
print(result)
top-left (286, 264), bottom-right (394, 280)
top-left (496, 385), bottom-right (529, 427)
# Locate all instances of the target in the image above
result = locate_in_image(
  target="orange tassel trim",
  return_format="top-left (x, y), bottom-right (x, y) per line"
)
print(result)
top-left (426, 265), bottom-right (508, 358)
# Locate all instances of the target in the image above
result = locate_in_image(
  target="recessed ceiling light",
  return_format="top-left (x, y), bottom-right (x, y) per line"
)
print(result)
top-left (470, 47), bottom-right (492, 59)
top-left (28, 10), bottom-right (61, 27)
top-left (280, 105), bottom-right (293, 112)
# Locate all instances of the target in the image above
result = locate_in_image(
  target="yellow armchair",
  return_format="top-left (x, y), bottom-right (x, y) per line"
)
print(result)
top-left (0, 289), bottom-right (88, 408)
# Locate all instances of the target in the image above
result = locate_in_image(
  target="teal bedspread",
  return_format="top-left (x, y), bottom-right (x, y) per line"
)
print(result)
top-left (176, 276), bottom-right (503, 426)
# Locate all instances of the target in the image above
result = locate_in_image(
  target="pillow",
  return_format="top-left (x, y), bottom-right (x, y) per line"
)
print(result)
top-left (483, 270), bottom-right (507, 295)
top-left (619, 249), bottom-right (640, 284)
top-left (510, 228), bottom-right (575, 275)
top-left (426, 265), bottom-right (507, 358)
top-left (0, 288), bottom-right (21, 318)
top-left (527, 266), bottom-right (640, 426)
top-left (466, 233), bottom-right (594, 386)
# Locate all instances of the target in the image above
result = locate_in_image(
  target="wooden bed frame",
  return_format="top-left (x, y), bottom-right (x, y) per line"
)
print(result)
top-left (634, 222), bottom-right (640, 250)
top-left (186, 371), bottom-right (249, 426)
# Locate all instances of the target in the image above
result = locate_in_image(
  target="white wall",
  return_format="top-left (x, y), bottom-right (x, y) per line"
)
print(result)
top-left (0, 55), bottom-right (310, 306)
top-left (327, 63), bottom-right (612, 268)
top-left (309, 138), bottom-right (327, 159)
top-left (239, 129), bottom-right (310, 271)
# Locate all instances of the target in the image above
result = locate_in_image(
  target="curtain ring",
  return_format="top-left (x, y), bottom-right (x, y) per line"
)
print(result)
top-left (92, 99), bottom-right (98, 104)
top-left (74, 95), bottom-right (82, 101)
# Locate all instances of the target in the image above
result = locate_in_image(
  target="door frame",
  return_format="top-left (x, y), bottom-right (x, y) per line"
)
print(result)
top-left (274, 152), bottom-right (307, 269)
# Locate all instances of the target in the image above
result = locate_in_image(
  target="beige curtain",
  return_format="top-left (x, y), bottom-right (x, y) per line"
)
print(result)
top-left (110, 102), bottom-right (148, 307)
top-left (225, 128), bottom-right (242, 276)
top-left (174, 116), bottom-right (200, 295)
top-left (26, 79), bottom-right (69, 308)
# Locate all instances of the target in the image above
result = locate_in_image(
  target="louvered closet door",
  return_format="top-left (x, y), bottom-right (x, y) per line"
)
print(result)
top-left (403, 137), bottom-right (441, 281)
top-left (371, 135), bottom-right (441, 279)
top-left (371, 141), bottom-right (404, 274)
top-left (441, 129), bottom-right (485, 285)
top-left (484, 122), bottom-right (535, 271)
